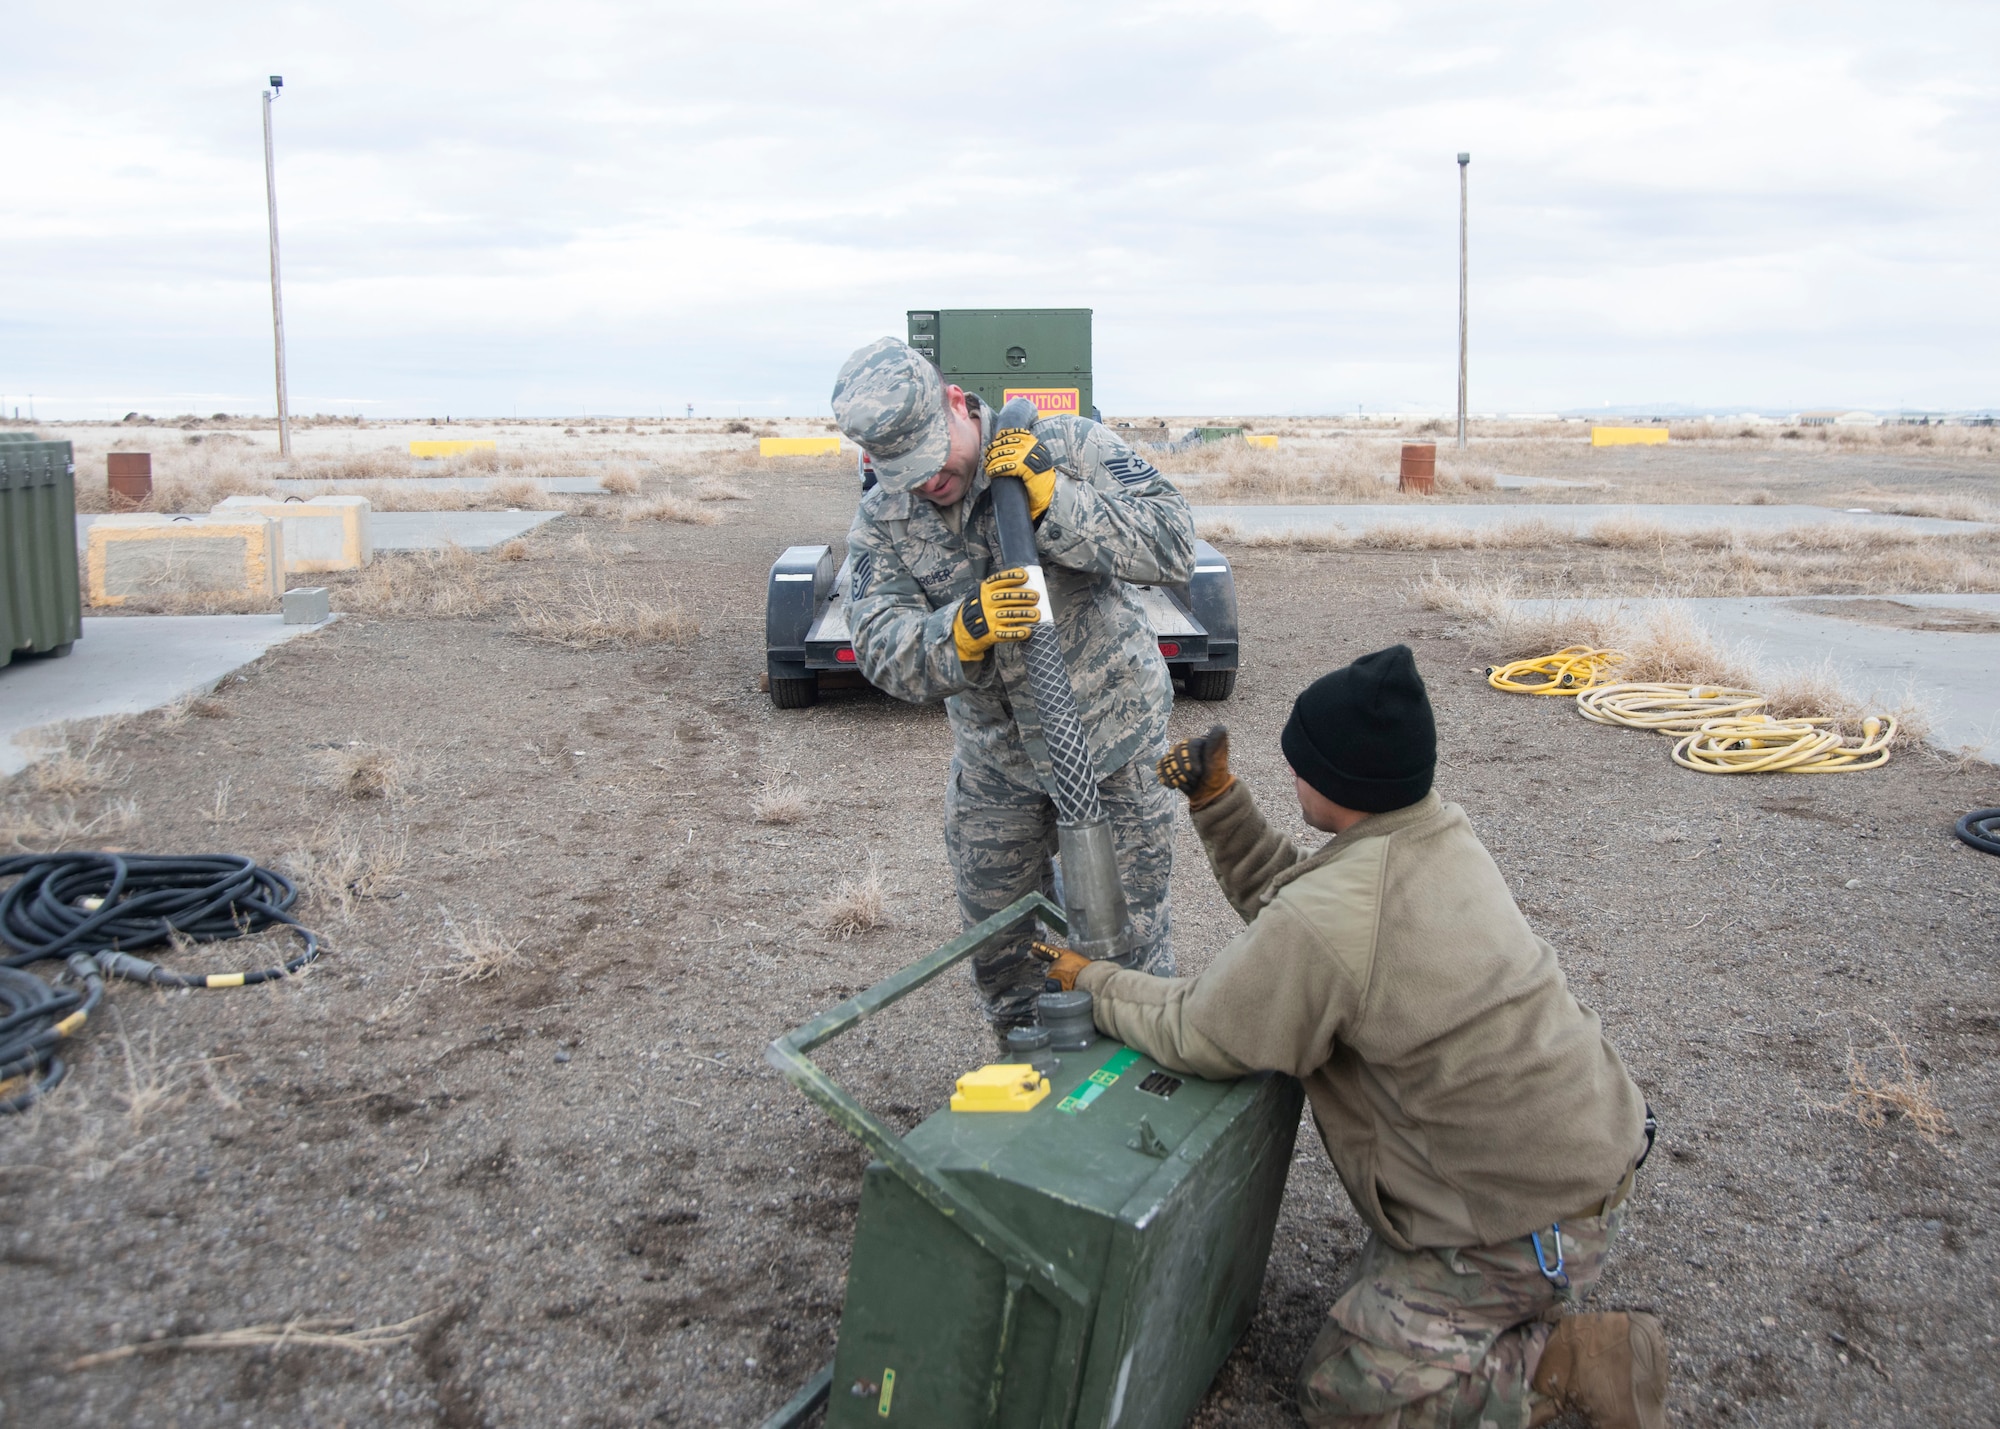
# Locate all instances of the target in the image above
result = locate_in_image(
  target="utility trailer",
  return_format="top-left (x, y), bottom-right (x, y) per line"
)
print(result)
top-left (764, 540), bottom-right (1239, 709)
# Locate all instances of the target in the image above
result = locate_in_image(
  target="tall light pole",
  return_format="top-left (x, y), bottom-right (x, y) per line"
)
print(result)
top-left (263, 75), bottom-right (293, 458)
top-left (1456, 152), bottom-right (1470, 451)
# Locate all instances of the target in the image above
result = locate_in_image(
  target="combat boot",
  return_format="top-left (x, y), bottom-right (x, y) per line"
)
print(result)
top-left (1529, 1311), bottom-right (1667, 1429)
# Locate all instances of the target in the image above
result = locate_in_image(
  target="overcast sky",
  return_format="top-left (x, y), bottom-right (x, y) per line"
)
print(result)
top-left (5, 1), bottom-right (1996, 420)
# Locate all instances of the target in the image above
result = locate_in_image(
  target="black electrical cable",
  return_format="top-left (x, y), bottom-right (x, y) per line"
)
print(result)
top-left (1956, 808), bottom-right (2000, 857)
top-left (0, 955), bottom-right (104, 1113)
top-left (0, 853), bottom-right (318, 986)
top-left (0, 853), bottom-right (321, 1113)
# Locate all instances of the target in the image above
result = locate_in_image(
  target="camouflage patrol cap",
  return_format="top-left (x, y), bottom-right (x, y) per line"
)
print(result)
top-left (830, 337), bottom-right (951, 491)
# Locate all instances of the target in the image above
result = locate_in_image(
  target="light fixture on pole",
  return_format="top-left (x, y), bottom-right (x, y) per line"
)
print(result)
top-left (263, 75), bottom-right (293, 459)
top-left (1456, 152), bottom-right (1470, 452)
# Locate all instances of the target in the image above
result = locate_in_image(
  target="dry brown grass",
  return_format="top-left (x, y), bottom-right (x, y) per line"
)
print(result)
top-left (1220, 517), bottom-right (2000, 599)
top-left (496, 539), bottom-right (530, 562)
top-left (817, 865), bottom-right (887, 938)
top-left (751, 780), bottom-right (814, 825)
top-left (0, 798), bottom-right (142, 853)
top-left (437, 909), bottom-right (529, 983)
top-left (283, 822), bottom-right (409, 920)
top-left (335, 544), bottom-right (496, 617)
top-left (112, 1019), bottom-right (188, 1135)
top-left (600, 464), bottom-right (641, 496)
top-left (68, 1311), bottom-right (434, 1371)
top-left (1418, 572), bottom-right (1935, 747)
top-left (622, 494), bottom-right (719, 526)
top-left (326, 745), bottom-right (403, 801)
top-left (690, 479), bottom-right (749, 501)
top-left (19, 724), bottom-right (124, 798)
top-left (1836, 1021), bottom-right (1952, 1144)
top-left (1156, 435), bottom-right (1501, 503)
top-left (157, 693), bottom-right (230, 728)
top-left (510, 571), bottom-right (697, 648)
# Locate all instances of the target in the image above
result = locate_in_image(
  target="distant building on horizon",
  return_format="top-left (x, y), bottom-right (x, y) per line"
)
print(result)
top-left (1795, 409), bottom-right (1883, 427)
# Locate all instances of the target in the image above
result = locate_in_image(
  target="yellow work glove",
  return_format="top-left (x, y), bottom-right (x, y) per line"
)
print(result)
top-left (1156, 724), bottom-right (1235, 809)
top-left (984, 430), bottom-right (1058, 519)
top-left (1030, 940), bottom-right (1092, 991)
top-left (953, 567), bottom-right (1041, 663)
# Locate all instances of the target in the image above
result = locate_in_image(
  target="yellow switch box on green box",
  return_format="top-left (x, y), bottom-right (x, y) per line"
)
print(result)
top-left (763, 894), bottom-right (1302, 1429)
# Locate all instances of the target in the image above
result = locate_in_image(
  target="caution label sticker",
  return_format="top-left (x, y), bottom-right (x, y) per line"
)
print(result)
top-left (1004, 387), bottom-right (1081, 417)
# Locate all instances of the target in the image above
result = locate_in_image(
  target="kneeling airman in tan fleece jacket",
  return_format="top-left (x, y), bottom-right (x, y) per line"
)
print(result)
top-left (1038, 646), bottom-right (1666, 1429)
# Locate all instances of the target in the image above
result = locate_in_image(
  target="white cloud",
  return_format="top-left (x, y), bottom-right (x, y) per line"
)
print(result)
top-left (2, 0), bottom-right (1994, 417)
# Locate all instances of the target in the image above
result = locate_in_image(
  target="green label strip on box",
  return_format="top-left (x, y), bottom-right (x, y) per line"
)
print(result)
top-left (1057, 1047), bottom-right (1143, 1114)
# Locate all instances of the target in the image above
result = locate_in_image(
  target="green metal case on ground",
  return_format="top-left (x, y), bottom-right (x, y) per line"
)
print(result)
top-left (766, 895), bottom-right (1303, 1429)
top-left (907, 309), bottom-right (1095, 419)
top-left (0, 437), bottom-right (83, 666)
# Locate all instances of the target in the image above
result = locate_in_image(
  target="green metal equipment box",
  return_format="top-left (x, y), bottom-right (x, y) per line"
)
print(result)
top-left (0, 436), bottom-right (83, 666)
top-left (765, 894), bottom-right (1302, 1428)
top-left (908, 309), bottom-right (1095, 422)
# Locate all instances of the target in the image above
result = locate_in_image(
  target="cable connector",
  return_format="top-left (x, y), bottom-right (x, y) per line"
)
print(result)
top-left (95, 951), bottom-right (165, 983)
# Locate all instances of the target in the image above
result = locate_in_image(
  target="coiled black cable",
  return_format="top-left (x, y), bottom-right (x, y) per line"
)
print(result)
top-left (0, 853), bottom-right (318, 985)
top-left (0, 956), bottom-right (104, 1112)
top-left (1957, 809), bottom-right (2000, 857)
top-left (0, 853), bottom-right (320, 1112)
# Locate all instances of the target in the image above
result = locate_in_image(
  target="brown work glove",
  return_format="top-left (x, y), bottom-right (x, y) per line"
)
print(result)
top-left (1156, 724), bottom-right (1235, 809)
top-left (1030, 940), bottom-right (1092, 991)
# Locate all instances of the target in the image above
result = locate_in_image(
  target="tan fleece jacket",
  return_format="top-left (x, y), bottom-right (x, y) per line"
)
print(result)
top-left (1077, 782), bottom-right (1647, 1251)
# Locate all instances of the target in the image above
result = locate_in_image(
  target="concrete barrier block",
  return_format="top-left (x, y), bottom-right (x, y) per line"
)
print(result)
top-left (85, 515), bottom-right (285, 607)
top-left (213, 494), bottom-right (372, 572)
top-left (758, 436), bottom-right (843, 457)
top-left (409, 439), bottom-right (497, 458)
top-left (1591, 426), bottom-right (1670, 447)
top-left (283, 586), bottom-right (331, 624)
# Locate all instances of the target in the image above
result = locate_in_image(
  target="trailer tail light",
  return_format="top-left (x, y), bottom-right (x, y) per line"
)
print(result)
top-left (836, 647), bottom-right (857, 663)
top-left (1157, 642), bottom-right (1181, 658)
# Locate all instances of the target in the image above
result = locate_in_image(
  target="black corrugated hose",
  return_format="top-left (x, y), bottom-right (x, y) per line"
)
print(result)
top-left (0, 853), bottom-right (320, 1112)
top-left (1957, 809), bottom-right (2000, 857)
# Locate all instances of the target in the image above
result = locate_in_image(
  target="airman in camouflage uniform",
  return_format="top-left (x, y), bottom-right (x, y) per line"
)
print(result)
top-left (831, 337), bottom-right (1194, 1031)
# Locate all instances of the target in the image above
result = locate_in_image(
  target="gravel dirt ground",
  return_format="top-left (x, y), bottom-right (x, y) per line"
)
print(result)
top-left (2, 451), bottom-right (1997, 1428)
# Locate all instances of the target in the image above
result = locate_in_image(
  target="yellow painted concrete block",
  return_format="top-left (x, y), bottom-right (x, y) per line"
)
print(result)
top-left (85, 515), bottom-right (286, 607)
top-left (1244, 434), bottom-right (1278, 449)
top-left (409, 439), bottom-right (498, 458)
top-left (1590, 426), bottom-right (1669, 447)
top-left (213, 495), bottom-right (372, 572)
top-left (758, 437), bottom-right (843, 457)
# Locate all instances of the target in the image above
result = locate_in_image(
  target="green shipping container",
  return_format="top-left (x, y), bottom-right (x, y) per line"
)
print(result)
top-left (908, 309), bottom-right (1095, 421)
top-left (0, 437), bottom-right (84, 666)
top-left (765, 894), bottom-right (1301, 1429)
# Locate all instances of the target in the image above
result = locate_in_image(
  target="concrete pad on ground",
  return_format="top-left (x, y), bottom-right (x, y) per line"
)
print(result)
top-left (78, 509), bottom-right (567, 553)
top-left (0, 615), bottom-right (335, 776)
top-left (370, 510), bottom-right (563, 551)
top-left (1191, 503), bottom-right (1991, 538)
top-left (269, 476), bottom-right (607, 494)
top-left (1516, 594), bottom-right (2000, 757)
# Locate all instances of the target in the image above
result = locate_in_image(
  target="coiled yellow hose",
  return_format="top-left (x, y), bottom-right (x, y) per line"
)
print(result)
top-left (1490, 651), bottom-right (1899, 775)
top-left (1671, 714), bottom-right (1896, 774)
top-left (1576, 683), bottom-right (1769, 733)
top-left (1486, 646), bottom-right (1627, 695)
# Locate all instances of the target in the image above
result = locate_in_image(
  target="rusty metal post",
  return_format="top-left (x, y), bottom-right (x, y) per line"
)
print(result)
top-left (263, 78), bottom-right (292, 459)
top-left (1456, 152), bottom-right (1470, 452)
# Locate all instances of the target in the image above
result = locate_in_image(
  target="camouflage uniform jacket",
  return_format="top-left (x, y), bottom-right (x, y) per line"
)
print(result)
top-left (845, 408), bottom-right (1195, 791)
top-left (1078, 782), bottom-right (1649, 1251)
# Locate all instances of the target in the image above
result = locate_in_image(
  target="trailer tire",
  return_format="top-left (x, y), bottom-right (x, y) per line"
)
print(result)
top-left (1184, 670), bottom-right (1236, 701)
top-left (770, 675), bottom-right (819, 709)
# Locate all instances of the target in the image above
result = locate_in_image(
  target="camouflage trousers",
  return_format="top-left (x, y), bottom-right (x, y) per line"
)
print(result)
top-left (943, 749), bottom-right (1174, 1029)
top-left (1299, 1199), bottom-right (1628, 1429)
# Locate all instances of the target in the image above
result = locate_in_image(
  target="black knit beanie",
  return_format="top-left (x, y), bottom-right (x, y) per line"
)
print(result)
top-left (1280, 645), bottom-right (1436, 813)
